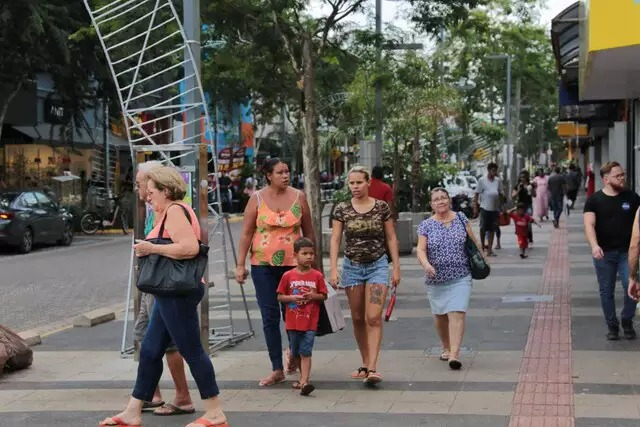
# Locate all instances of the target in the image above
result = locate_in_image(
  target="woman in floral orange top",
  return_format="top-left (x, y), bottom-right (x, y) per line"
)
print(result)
top-left (235, 158), bottom-right (315, 386)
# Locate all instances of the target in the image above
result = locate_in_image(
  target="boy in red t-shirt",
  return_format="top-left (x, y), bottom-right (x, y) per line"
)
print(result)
top-left (277, 237), bottom-right (328, 396)
top-left (508, 203), bottom-right (541, 259)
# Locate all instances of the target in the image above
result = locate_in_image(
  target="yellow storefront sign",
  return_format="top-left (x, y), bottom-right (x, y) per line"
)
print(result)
top-left (556, 122), bottom-right (588, 138)
top-left (587, 0), bottom-right (640, 52)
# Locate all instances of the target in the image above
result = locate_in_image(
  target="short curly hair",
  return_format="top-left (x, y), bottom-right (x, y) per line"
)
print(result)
top-left (147, 166), bottom-right (187, 201)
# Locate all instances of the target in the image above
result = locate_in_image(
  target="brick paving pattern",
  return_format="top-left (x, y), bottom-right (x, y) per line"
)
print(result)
top-left (510, 224), bottom-right (574, 427)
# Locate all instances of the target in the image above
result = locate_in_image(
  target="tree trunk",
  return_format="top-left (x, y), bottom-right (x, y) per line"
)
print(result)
top-left (429, 131), bottom-right (438, 167)
top-left (0, 81), bottom-right (24, 145)
top-left (411, 128), bottom-right (421, 213)
top-left (392, 136), bottom-right (401, 201)
top-left (301, 35), bottom-right (323, 271)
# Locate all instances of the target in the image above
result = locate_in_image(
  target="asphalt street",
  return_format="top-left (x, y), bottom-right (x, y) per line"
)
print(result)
top-left (0, 220), bottom-right (245, 332)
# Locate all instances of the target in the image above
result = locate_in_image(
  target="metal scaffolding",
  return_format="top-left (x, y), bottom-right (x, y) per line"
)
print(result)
top-left (82, 0), bottom-right (254, 356)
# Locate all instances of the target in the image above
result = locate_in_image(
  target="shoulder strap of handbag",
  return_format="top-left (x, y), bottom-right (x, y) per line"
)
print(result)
top-left (157, 203), bottom-right (192, 238)
top-left (456, 211), bottom-right (469, 237)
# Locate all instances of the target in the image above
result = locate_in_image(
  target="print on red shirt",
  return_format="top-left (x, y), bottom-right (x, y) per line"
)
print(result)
top-left (509, 212), bottom-right (533, 237)
top-left (277, 269), bottom-right (328, 332)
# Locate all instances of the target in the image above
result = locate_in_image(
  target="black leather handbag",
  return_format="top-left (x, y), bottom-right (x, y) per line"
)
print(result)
top-left (136, 204), bottom-right (209, 296)
top-left (457, 213), bottom-right (490, 280)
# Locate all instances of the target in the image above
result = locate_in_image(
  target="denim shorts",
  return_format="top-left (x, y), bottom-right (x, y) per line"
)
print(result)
top-left (341, 255), bottom-right (389, 288)
top-left (288, 330), bottom-right (316, 357)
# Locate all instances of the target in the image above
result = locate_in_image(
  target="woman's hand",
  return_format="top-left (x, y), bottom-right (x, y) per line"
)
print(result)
top-left (235, 264), bottom-right (248, 285)
top-left (329, 269), bottom-right (340, 289)
top-left (391, 266), bottom-right (401, 287)
top-left (424, 263), bottom-right (436, 279)
top-left (133, 239), bottom-right (155, 257)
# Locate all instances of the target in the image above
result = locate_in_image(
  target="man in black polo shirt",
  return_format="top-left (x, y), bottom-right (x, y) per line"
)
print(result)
top-left (584, 161), bottom-right (640, 340)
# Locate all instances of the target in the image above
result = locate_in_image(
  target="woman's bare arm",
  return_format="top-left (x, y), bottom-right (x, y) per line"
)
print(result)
top-left (237, 194), bottom-right (259, 267)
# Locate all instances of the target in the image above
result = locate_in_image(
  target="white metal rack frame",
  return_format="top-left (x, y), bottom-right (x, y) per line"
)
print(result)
top-left (82, 0), bottom-right (254, 356)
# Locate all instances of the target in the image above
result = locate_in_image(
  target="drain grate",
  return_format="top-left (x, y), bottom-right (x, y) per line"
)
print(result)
top-left (424, 346), bottom-right (474, 356)
top-left (502, 295), bottom-right (554, 303)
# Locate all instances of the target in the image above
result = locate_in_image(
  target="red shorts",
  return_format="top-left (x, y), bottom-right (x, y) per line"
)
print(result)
top-left (517, 235), bottom-right (528, 249)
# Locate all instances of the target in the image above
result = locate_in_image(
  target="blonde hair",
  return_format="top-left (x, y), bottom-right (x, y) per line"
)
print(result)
top-left (147, 166), bottom-right (187, 201)
top-left (138, 160), bottom-right (163, 175)
top-left (348, 165), bottom-right (370, 181)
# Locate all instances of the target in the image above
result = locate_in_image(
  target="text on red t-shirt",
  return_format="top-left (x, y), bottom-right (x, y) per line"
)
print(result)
top-left (276, 268), bottom-right (328, 332)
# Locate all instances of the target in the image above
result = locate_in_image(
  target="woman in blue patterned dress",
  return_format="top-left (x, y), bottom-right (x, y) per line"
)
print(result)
top-left (416, 187), bottom-right (484, 370)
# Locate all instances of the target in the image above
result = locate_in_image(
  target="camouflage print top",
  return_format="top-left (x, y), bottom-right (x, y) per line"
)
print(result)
top-left (250, 189), bottom-right (302, 267)
top-left (333, 199), bottom-right (391, 264)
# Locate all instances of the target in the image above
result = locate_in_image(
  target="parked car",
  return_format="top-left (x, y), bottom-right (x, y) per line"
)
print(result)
top-left (0, 190), bottom-right (74, 253)
top-left (444, 174), bottom-right (476, 198)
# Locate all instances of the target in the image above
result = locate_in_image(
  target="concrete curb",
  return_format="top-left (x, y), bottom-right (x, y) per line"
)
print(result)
top-left (17, 330), bottom-right (42, 347)
top-left (73, 308), bottom-right (116, 328)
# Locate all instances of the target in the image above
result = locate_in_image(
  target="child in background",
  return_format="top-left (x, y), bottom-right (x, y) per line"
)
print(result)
top-left (508, 203), bottom-right (541, 259)
top-left (277, 237), bottom-right (328, 396)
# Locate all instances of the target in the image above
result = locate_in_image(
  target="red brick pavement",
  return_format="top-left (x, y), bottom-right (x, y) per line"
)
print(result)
top-left (509, 226), bottom-right (574, 427)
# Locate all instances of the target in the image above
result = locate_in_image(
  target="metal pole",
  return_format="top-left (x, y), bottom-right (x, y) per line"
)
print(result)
top-left (104, 99), bottom-right (110, 196)
top-left (374, 0), bottom-right (382, 167)
top-left (505, 56), bottom-right (512, 190)
top-left (184, 0), bottom-right (201, 158)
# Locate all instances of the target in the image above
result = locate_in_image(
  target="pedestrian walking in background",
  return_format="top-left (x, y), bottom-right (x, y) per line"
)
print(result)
top-left (131, 161), bottom-right (196, 417)
top-left (369, 165), bottom-right (396, 220)
top-left (330, 165), bottom-right (400, 385)
top-left (474, 162), bottom-right (504, 256)
top-left (508, 203), bottom-right (541, 259)
top-left (566, 164), bottom-right (582, 214)
top-left (584, 161), bottom-right (640, 341)
top-left (101, 166), bottom-right (229, 427)
top-left (276, 238), bottom-right (328, 396)
top-left (417, 188), bottom-right (483, 370)
top-left (533, 169), bottom-right (549, 222)
top-left (548, 167), bottom-right (567, 228)
top-left (235, 158), bottom-right (315, 387)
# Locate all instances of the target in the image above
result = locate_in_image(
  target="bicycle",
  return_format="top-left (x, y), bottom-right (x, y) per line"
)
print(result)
top-left (80, 195), bottom-right (130, 235)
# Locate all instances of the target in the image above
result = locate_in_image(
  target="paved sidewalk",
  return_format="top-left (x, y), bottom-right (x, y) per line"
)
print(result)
top-left (1, 202), bottom-right (640, 426)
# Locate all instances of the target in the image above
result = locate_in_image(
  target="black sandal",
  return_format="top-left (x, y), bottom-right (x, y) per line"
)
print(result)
top-left (351, 367), bottom-right (368, 379)
top-left (300, 383), bottom-right (315, 396)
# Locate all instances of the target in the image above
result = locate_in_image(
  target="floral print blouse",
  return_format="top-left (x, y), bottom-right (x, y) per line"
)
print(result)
top-left (250, 189), bottom-right (302, 266)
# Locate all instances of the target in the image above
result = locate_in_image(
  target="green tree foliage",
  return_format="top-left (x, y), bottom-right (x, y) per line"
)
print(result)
top-left (437, 0), bottom-right (559, 164)
top-left (0, 1), bottom-right (81, 142)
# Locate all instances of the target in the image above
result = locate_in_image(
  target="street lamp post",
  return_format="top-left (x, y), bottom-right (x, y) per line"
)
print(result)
top-left (487, 54), bottom-right (512, 186)
top-left (374, 0), bottom-right (382, 167)
top-left (371, 0), bottom-right (422, 169)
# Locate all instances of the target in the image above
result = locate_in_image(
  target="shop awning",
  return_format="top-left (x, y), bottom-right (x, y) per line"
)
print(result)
top-left (551, 2), bottom-right (579, 87)
top-left (10, 124), bottom-right (99, 147)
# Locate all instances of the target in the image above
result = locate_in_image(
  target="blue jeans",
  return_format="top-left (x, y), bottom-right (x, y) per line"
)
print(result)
top-left (593, 251), bottom-right (637, 330)
top-left (251, 265), bottom-right (293, 371)
top-left (132, 285), bottom-right (219, 401)
top-left (550, 195), bottom-right (564, 222)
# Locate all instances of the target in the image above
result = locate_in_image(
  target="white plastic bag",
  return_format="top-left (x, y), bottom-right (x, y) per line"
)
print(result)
top-left (323, 283), bottom-right (345, 334)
